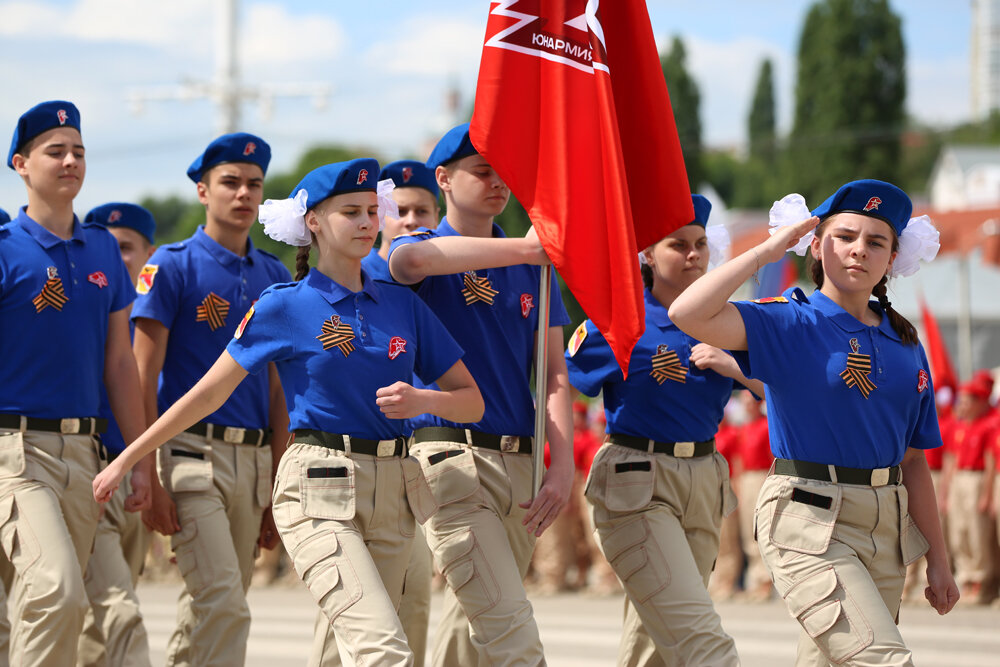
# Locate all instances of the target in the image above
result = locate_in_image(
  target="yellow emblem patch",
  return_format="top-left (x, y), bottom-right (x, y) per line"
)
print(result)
top-left (234, 305), bottom-right (254, 339)
top-left (136, 264), bottom-right (158, 295)
top-left (751, 296), bottom-right (788, 304)
top-left (567, 322), bottom-right (588, 357)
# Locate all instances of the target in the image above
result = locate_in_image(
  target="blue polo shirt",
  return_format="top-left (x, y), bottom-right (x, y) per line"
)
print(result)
top-left (132, 226), bottom-right (291, 428)
top-left (566, 289), bottom-right (734, 442)
top-left (226, 269), bottom-right (463, 439)
top-left (361, 248), bottom-right (392, 282)
top-left (732, 288), bottom-right (941, 469)
top-left (389, 217), bottom-right (570, 437)
top-left (0, 209), bottom-right (134, 418)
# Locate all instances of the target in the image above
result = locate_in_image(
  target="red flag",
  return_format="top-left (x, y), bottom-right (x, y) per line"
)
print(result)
top-left (470, 0), bottom-right (693, 375)
top-left (918, 295), bottom-right (957, 394)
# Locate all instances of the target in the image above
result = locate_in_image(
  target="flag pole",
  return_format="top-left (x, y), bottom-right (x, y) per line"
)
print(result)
top-left (531, 264), bottom-right (551, 499)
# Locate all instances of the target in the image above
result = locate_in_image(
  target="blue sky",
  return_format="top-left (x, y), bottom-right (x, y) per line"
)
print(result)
top-left (0, 0), bottom-right (971, 214)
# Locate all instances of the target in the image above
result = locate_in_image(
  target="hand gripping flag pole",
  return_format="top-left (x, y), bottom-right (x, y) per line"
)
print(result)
top-left (531, 265), bottom-right (551, 498)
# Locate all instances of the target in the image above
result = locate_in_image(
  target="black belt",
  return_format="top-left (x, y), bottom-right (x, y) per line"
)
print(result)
top-left (774, 458), bottom-right (900, 486)
top-left (296, 429), bottom-right (406, 457)
top-left (185, 422), bottom-right (269, 446)
top-left (0, 414), bottom-right (107, 435)
top-left (412, 426), bottom-right (533, 454)
top-left (608, 433), bottom-right (715, 458)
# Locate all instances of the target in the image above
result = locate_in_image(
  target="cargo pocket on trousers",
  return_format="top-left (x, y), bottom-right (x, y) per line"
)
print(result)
top-left (171, 521), bottom-right (205, 595)
top-left (415, 445), bottom-right (479, 507)
top-left (166, 444), bottom-right (213, 493)
top-left (897, 487), bottom-right (929, 568)
top-left (435, 528), bottom-right (499, 620)
top-left (0, 493), bottom-right (40, 570)
top-left (301, 457), bottom-right (356, 521)
top-left (292, 530), bottom-right (362, 620)
top-left (255, 446), bottom-right (273, 508)
top-left (604, 458), bottom-right (655, 512)
top-left (769, 483), bottom-right (843, 555)
top-left (784, 567), bottom-right (873, 664)
top-left (0, 432), bottom-right (26, 479)
top-left (402, 455), bottom-right (438, 526)
top-left (599, 516), bottom-right (669, 602)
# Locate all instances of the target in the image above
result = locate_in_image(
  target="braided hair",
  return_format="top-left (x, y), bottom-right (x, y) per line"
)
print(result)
top-left (807, 218), bottom-right (918, 345)
top-left (294, 244), bottom-right (311, 281)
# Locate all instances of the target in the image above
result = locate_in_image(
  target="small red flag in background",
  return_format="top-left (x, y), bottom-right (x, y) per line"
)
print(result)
top-left (918, 295), bottom-right (957, 396)
top-left (470, 0), bottom-right (693, 375)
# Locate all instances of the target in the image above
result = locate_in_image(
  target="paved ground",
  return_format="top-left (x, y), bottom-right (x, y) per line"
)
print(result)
top-left (137, 582), bottom-right (1000, 666)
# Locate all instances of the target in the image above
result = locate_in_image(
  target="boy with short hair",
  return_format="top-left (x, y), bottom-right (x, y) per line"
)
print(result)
top-left (131, 133), bottom-right (291, 666)
top-left (1, 100), bottom-right (149, 666)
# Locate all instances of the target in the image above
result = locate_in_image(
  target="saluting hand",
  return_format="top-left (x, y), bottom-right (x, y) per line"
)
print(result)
top-left (376, 381), bottom-right (427, 420)
top-left (761, 215), bottom-right (819, 264)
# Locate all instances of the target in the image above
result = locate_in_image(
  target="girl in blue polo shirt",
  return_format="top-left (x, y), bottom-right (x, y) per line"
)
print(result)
top-left (94, 158), bottom-right (483, 667)
top-left (670, 180), bottom-right (958, 665)
top-left (566, 195), bottom-right (755, 666)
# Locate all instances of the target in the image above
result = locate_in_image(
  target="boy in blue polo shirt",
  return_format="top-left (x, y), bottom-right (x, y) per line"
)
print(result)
top-left (131, 133), bottom-right (291, 667)
top-left (78, 202), bottom-right (158, 667)
top-left (1, 100), bottom-right (149, 666)
top-left (388, 124), bottom-right (574, 666)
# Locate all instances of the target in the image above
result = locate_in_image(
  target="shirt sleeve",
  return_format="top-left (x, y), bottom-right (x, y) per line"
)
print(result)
top-left (730, 299), bottom-right (806, 386)
top-left (908, 343), bottom-right (944, 451)
top-left (410, 294), bottom-right (464, 385)
top-left (226, 288), bottom-right (294, 375)
top-left (130, 248), bottom-right (181, 328)
top-left (564, 320), bottom-right (621, 397)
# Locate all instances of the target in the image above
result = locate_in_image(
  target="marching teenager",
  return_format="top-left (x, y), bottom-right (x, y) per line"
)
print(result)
top-left (316, 158), bottom-right (442, 667)
top-left (565, 195), bottom-right (754, 666)
top-left (1, 100), bottom-right (150, 666)
top-left (78, 202), bottom-right (158, 666)
top-left (94, 158), bottom-right (483, 667)
top-left (669, 179), bottom-right (959, 665)
top-left (388, 123), bottom-right (574, 666)
top-left (130, 133), bottom-right (292, 666)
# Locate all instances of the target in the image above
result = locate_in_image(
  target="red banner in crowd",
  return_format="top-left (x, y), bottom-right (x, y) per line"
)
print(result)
top-left (470, 0), bottom-right (693, 375)
top-left (918, 295), bottom-right (957, 395)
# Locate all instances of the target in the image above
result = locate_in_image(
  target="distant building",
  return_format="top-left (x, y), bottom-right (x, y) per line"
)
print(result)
top-left (929, 145), bottom-right (1000, 210)
top-left (972, 0), bottom-right (1000, 120)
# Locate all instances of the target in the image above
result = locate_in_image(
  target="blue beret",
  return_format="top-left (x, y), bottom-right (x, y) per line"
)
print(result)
top-left (8, 100), bottom-right (81, 169)
top-left (0, 208), bottom-right (9, 224)
top-left (811, 179), bottom-right (911, 237)
top-left (85, 202), bottom-right (156, 244)
top-left (381, 160), bottom-right (439, 198)
top-left (689, 194), bottom-right (712, 228)
top-left (426, 123), bottom-right (478, 170)
top-left (187, 132), bottom-right (271, 183)
top-left (291, 158), bottom-right (381, 208)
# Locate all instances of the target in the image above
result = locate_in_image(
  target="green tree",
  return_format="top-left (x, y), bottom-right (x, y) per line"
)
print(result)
top-left (788, 0), bottom-right (906, 203)
top-left (748, 59), bottom-right (777, 166)
top-left (661, 37), bottom-right (703, 189)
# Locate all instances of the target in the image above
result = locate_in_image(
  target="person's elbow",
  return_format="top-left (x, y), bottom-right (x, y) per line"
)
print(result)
top-left (667, 300), bottom-right (693, 331)
top-left (388, 244), bottom-right (430, 285)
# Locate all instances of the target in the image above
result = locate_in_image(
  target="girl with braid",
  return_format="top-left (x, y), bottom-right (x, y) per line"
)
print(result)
top-left (670, 179), bottom-right (959, 666)
top-left (95, 158), bottom-right (483, 666)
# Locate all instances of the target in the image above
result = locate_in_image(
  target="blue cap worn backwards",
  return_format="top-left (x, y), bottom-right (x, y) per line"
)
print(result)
top-left (8, 100), bottom-right (81, 169)
top-left (187, 132), bottom-right (271, 183)
top-left (426, 123), bottom-right (478, 171)
top-left (381, 160), bottom-right (439, 198)
top-left (689, 194), bottom-right (712, 228)
top-left (85, 202), bottom-right (156, 244)
top-left (0, 208), bottom-right (9, 224)
top-left (291, 158), bottom-right (380, 207)
top-left (810, 179), bottom-right (912, 237)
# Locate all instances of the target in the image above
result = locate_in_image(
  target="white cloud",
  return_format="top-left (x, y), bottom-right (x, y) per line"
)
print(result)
top-left (368, 16), bottom-right (485, 77)
top-left (243, 3), bottom-right (344, 67)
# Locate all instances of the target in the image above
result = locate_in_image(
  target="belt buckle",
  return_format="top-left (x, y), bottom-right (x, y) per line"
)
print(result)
top-left (223, 427), bottom-right (245, 444)
top-left (60, 418), bottom-right (81, 434)
top-left (673, 441), bottom-right (695, 457)
top-left (500, 436), bottom-right (519, 453)
top-left (377, 440), bottom-right (396, 457)
top-left (870, 468), bottom-right (890, 486)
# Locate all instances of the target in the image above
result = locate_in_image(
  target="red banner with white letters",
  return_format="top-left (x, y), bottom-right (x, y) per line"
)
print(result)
top-left (471, 0), bottom-right (692, 375)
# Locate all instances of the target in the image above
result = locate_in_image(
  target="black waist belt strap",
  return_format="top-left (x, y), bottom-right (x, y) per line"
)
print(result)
top-left (0, 414), bottom-right (107, 435)
top-left (296, 430), bottom-right (406, 457)
top-left (185, 422), bottom-right (270, 446)
top-left (774, 458), bottom-right (900, 486)
top-left (412, 426), bottom-right (533, 454)
top-left (607, 433), bottom-right (715, 458)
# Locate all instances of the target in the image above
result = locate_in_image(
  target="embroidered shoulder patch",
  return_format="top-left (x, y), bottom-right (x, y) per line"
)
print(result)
top-left (567, 322), bottom-right (588, 357)
top-left (234, 305), bottom-right (255, 339)
top-left (751, 296), bottom-right (788, 304)
top-left (137, 265), bottom-right (158, 295)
